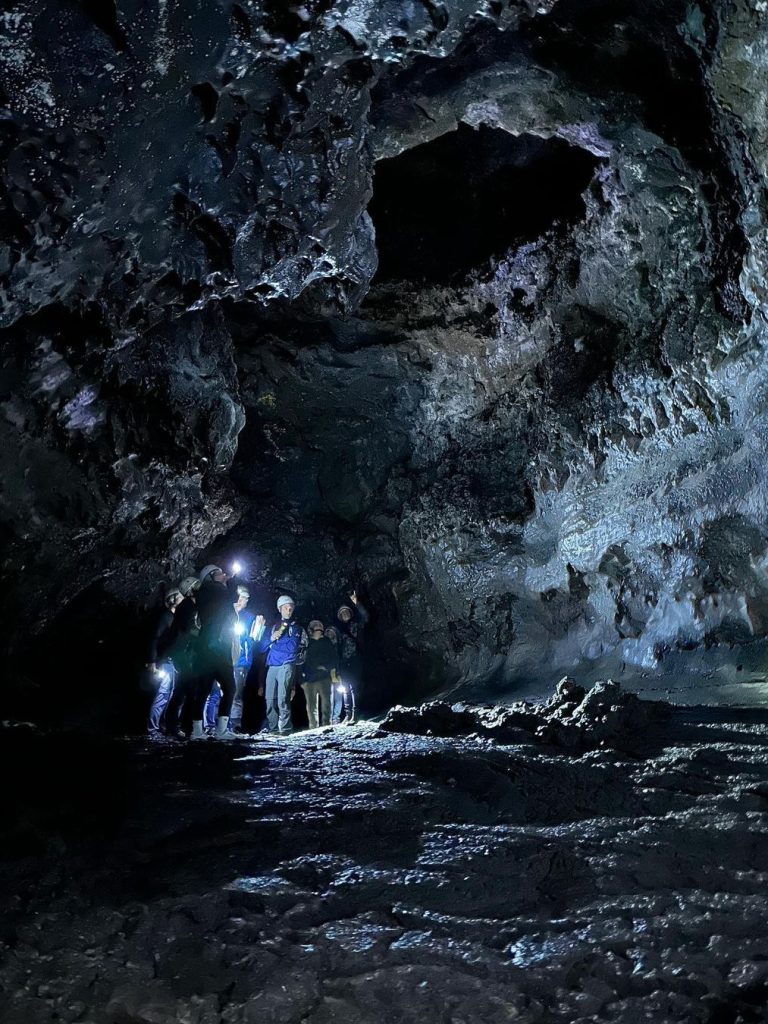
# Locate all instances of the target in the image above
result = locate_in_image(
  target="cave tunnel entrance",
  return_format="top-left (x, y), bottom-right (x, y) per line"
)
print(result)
top-left (369, 124), bottom-right (601, 284)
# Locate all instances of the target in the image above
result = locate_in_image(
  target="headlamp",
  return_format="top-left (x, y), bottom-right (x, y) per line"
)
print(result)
top-left (156, 668), bottom-right (170, 683)
top-left (231, 560), bottom-right (243, 575)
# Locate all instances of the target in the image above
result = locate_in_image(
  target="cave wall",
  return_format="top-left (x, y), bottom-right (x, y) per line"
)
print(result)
top-left (2, 0), bottom-right (768, 713)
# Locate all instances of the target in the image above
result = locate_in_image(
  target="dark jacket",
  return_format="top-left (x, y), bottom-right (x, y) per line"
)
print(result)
top-left (302, 636), bottom-right (339, 684)
top-left (197, 580), bottom-right (237, 655)
top-left (148, 608), bottom-right (175, 663)
top-left (258, 618), bottom-right (307, 667)
top-left (168, 596), bottom-right (200, 667)
top-left (338, 601), bottom-right (369, 663)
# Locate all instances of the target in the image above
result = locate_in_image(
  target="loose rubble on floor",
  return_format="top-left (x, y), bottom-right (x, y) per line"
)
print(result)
top-left (380, 676), bottom-right (671, 751)
top-left (2, 681), bottom-right (768, 1024)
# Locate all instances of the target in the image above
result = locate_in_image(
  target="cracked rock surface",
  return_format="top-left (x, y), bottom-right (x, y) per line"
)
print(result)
top-left (3, 696), bottom-right (768, 1022)
top-left (3, 0), bottom-right (768, 711)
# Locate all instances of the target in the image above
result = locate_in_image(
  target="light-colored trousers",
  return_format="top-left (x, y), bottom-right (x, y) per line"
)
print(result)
top-left (265, 664), bottom-right (295, 734)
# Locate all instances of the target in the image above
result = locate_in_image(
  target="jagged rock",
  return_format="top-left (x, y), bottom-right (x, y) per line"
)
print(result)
top-left (3, 709), bottom-right (768, 1023)
top-left (381, 678), bottom-right (670, 750)
top-left (545, 675), bottom-right (586, 711)
top-left (535, 679), bottom-right (670, 750)
top-left (2, 0), bottom-right (768, 715)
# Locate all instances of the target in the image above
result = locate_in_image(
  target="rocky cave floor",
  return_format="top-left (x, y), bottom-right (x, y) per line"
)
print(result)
top-left (3, 687), bottom-right (768, 1024)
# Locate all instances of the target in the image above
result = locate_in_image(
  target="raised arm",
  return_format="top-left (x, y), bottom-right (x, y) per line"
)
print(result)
top-left (350, 590), bottom-right (369, 625)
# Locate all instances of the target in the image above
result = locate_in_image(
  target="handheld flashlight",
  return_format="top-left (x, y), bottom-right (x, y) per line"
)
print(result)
top-left (336, 685), bottom-right (347, 695)
top-left (156, 668), bottom-right (170, 683)
top-left (234, 622), bottom-right (245, 636)
top-left (231, 560), bottom-right (243, 575)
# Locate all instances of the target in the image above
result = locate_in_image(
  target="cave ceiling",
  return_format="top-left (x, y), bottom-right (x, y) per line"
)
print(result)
top-left (2, 0), bottom-right (768, 707)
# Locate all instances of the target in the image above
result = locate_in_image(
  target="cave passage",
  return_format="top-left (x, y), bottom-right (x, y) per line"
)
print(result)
top-left (369, 124), bottom-right (601, 283)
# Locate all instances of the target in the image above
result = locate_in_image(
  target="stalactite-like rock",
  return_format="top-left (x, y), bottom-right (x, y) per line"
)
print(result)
top-left (2, 0), bottom-right (768, 711)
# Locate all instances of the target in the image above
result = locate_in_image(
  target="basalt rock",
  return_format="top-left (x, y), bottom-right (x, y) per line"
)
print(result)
top-left (380, 677), bottom-right (670, 750)
top-left (4, 707), bottom-right (768, 1023)
top-left (2, 1), bottom-right (768, 715)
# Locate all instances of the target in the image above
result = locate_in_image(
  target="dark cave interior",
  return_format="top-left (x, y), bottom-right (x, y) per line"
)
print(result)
top-left (4, 0), bottom-right (768, 1020)
top-left (370, 125), bottom-right (601, 283)
top-left (0, 0), bottom-right (759, 735)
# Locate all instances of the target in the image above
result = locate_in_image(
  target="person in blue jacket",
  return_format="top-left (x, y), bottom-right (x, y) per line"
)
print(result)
top-left (190, 564), bottom-right (238, 740)
top-left (257, 595), bottom-right (306, 735)
top-left (203, 584), bottom-right (258, 732)
top-left (231, 585), bottom-right (258, 732)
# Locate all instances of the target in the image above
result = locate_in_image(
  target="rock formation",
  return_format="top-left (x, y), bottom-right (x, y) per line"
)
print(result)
top-left (4, 694), bottom-right (768, 1023)
top-left (2, 0), bottom-right (768, 713)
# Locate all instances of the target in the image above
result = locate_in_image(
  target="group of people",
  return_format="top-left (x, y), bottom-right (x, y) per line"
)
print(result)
top-left (145, 563), bottom-right (368, 740)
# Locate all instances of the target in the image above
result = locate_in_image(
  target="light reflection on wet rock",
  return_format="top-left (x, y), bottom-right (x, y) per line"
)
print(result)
top-left (2, 696), bottom-right (768, 1022)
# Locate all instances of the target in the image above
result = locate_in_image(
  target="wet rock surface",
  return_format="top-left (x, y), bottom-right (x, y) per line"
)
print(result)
top-left (3, 0), bottom-right (768, 713)
top-left (3, 694), bottom-right (768, 1023)
top-left (381, 677), bottom-right (671, 751)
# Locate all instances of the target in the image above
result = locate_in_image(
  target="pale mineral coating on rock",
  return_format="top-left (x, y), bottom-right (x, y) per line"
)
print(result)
top-left (2, 698), bottom-right (768, 1023)
top-left (2, 0), bottom-right (768, 710)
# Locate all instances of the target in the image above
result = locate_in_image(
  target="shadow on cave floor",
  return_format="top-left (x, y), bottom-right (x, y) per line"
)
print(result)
top-left (2, 706), bottom-right (768, 1024)
top-left (3, 704), bottom-right (768, 883)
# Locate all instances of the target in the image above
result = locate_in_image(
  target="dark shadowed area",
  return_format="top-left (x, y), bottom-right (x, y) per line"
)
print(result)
top-left (2, 0), bottom-right (768, 1019)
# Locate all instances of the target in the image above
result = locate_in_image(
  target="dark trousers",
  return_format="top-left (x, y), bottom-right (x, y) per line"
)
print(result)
top-left (331, 680), bottom-right (356, 724)
top-left (164, 669), bottom-right (198, 735)
top-left (194, 652), bottom-right (236, 720)
top-left (332, 658), bottom-right (360, 723)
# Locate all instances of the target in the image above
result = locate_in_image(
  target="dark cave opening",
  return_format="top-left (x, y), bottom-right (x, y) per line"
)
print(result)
top-left (369, 124), bottom-right (601, 284)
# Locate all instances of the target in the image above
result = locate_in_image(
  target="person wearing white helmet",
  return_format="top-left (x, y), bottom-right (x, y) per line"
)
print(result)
top-left (203, 584), bottom-right (263, 732)
top-left (254, 594), bottom-right (307, 735)
top-left (145, 585), bottom-right (184, 738)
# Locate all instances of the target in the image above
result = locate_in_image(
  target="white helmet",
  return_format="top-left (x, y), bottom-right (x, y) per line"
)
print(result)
top-left (179, 576), bottom-right (200, 596)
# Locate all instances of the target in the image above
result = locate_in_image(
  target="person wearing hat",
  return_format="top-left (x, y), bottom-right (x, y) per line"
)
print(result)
top-left (190, 564), bottom-right (239, 740)
top-left (333, 590), bottom-right (369, 725)
top-left (256, 595), bottom-right (307, 735)
top-left (232, 585), bottom-right (263, 732)
top-left (145, 585), bottom-right (184, 738)
top-left (301, 620), bottom-right (339, 729)
top-left (203, 584), bottom-right (262, 732)
top-left (163, 575), bottom-right (202, 738)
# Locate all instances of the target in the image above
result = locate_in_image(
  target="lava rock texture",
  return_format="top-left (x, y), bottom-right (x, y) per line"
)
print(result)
top-left (2, 0), bottom-right (768, 708)
top-left (381, 676), bottom-right (672, 751)
top-left (3, 694), bottom-right (768, 1023)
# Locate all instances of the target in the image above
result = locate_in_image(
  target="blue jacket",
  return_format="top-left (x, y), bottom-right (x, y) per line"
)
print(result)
top-left (259, 618), bottom-right (307, 667)
top-left (234, 609), bottom-right (256, 668)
